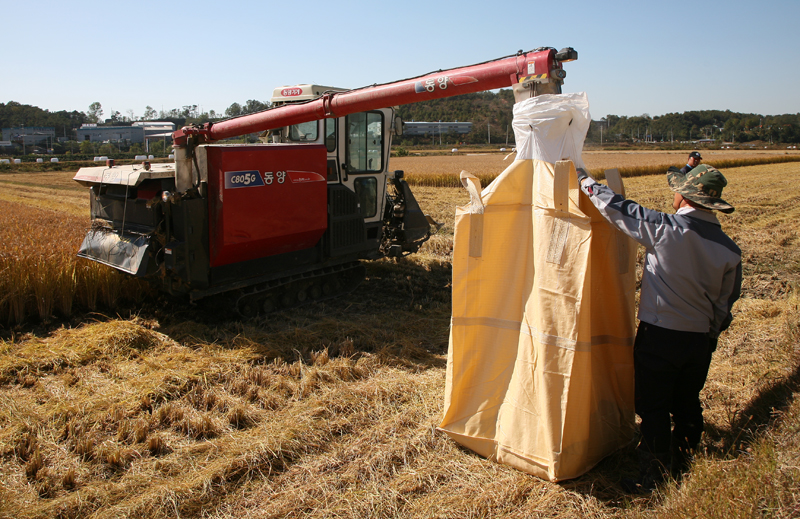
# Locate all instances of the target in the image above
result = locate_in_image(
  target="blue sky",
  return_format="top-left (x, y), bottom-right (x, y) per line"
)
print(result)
top-left (2, 0), bottom-right (798, 121)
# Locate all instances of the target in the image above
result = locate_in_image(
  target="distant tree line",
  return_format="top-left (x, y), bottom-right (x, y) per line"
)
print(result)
top-left (3, 92), bottom-right (799, 155)
top-left (396, 90), bottom-right (517, 146)
top-left (397, 93), bottom-right (800, 146)
top-left (590, 111), bottom-right (800, 145)
top-left (0, 101), bottom-right (87, 142)
top-left (0, 99), bottom-right (271, 155)
top-left (0, 99), bottom-right (272, 130)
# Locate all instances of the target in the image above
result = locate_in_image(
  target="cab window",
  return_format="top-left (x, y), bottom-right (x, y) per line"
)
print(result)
top-left (288, 121), bottom-right (318, 142)
top-left (325, 118), bottom-right (336, 152)
top-left (346, 112), bottom-right (383, 173)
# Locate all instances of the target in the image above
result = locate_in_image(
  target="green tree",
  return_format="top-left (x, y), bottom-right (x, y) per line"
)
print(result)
top-left (87, 102), bottom-right (103, 123)
top-left (243, 100), bottom-right (270, 114)
top-left (143, 106), bottom-right (157, 120)
top-left (79, 140), bottom-right (94, 154)
top-left (181, 105), bottom-right (198, 119)
top-left (160, 108), bottom-right (180, 119)
top-left (149, 140), bottom-right (167, 155)
top-left (62, 140), bottom-right (79, 155)
top-left (225, 102), bottom-right (243, 118)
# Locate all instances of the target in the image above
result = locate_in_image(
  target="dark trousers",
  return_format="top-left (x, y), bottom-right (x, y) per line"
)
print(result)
top-left (634, 321), bottom-right (713, 454)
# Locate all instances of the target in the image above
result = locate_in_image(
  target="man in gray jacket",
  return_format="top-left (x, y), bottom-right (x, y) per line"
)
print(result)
top-left (576, 164), bottom-right (742, 493)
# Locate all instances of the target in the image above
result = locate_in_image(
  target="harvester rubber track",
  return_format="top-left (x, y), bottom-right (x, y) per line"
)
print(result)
top-left (234, 261), bottom-right (365, 318)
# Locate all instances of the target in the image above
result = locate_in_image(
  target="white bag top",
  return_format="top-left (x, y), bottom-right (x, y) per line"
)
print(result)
top-left (512, 92), bottom-right (591, 168)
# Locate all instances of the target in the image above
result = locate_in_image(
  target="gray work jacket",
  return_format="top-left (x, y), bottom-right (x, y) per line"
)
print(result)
top-left (580, 178), bottom-right (742, 336)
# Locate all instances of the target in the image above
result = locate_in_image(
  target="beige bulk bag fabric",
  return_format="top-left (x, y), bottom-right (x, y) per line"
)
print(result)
top-left (439, 93), bottom-right (637, 482)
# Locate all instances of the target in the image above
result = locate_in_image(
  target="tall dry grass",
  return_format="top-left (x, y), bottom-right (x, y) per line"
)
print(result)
top-left (396, 152), bottom-right (800, 188)
top-left (0, 200), bottom-right (148, 326)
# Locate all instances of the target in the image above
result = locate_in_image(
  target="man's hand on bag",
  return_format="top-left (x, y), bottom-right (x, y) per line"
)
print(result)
top-left (576, 168), bottom-right (595, 191)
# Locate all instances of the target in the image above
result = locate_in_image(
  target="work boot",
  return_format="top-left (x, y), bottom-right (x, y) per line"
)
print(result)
top-left (671, 426), bottom-right (701, 479)
top-left (671, 443), bottom-right (696, 479)
top-left (621, 449), bottom-right (671, 494)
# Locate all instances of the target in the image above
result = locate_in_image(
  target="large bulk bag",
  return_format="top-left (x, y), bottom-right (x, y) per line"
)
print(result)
top-left (439, 93), bottom-right (637, 481)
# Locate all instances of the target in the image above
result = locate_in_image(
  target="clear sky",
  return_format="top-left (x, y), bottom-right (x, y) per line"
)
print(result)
top-left (2, 0), bottom-right (798, 121)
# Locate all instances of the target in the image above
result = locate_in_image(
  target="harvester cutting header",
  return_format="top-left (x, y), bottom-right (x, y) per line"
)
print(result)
top-left (74, 47), bottom-right (577, 316)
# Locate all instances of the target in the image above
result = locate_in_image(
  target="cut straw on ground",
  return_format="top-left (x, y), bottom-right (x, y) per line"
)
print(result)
top-left (0, 159), bottom-right (798, 518)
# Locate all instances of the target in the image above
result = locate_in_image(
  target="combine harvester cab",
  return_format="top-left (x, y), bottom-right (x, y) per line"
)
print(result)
top-left (74, 47), bottom-right (577, 315)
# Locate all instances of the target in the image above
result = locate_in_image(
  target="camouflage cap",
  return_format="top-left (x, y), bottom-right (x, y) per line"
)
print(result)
top-left (667, 164), bottom-right (734, 213)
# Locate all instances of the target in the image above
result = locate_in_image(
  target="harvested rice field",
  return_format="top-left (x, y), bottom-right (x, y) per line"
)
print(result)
top-left (1, 153), bottom-right (798, 518)
top-left (395, 149), bottom-right (800, 187)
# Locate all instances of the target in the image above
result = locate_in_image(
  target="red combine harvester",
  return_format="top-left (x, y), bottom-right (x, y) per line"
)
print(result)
top-left (74, 47), bottom-right (577, 316)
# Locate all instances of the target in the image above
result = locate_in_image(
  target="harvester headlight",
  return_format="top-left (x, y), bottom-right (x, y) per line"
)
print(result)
top-left (162, 191), bottom-right (173, 203)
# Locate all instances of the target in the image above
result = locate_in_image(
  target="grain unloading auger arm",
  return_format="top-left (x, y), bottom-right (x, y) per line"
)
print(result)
top-left (170, 47), bottom-right (576, 196)
top-left (172, 47), bottom-right (577, 149)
